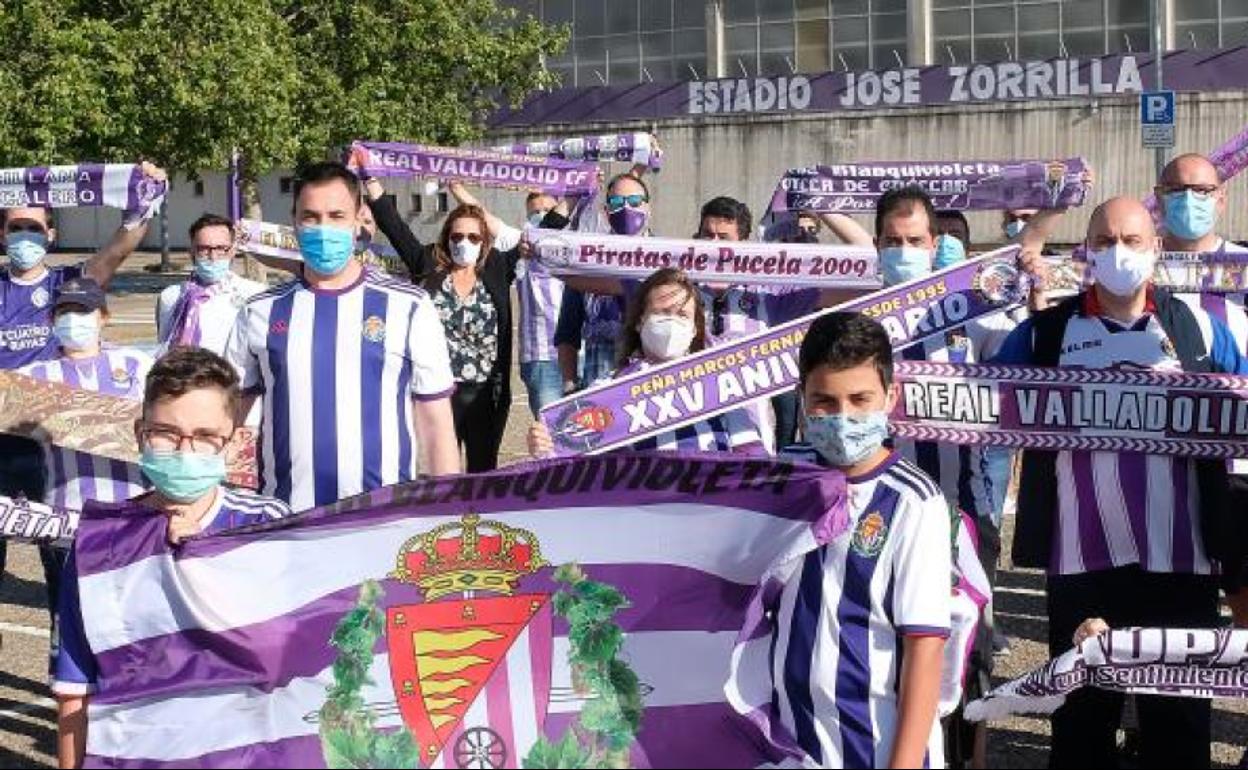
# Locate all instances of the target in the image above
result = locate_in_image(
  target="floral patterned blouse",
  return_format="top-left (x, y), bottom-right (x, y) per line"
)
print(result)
top-left (432, 275), bottom-right (498, 383)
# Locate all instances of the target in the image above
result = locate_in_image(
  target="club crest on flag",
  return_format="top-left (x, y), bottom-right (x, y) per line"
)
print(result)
top-left (850, 511), bottom-right (889, 558)
top-left (30, 287), bottom-right (49, 308)
top-left (550, 398), bottom-right (614, 453)
top-left (385, 513), bottom-right (552, 768)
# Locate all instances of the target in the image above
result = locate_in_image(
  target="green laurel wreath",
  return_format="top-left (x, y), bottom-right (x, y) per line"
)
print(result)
top-left (319, 580), bottom-right (422, 768)
top-left (523, 564), bottom-right (642, 769)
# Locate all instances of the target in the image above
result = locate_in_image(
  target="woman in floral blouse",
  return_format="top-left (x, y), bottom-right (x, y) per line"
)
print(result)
top-left (366, 186), bottom-right (519, 472)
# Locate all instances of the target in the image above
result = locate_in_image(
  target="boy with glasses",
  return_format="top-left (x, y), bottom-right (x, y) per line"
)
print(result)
top-left (52, 347), bottom-right (292, 769)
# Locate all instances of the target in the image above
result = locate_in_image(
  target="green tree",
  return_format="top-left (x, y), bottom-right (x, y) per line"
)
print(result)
top-left (0, 0), bottom-right (567, 178)
top-left (0, 0), bottom-right (135, 163)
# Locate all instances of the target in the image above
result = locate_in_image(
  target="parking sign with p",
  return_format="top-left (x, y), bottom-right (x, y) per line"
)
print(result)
top-left (1141, 90), bottom-right (1175, 148)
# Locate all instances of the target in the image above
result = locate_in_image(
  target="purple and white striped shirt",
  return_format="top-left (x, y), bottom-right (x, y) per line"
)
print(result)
top-left (224, 272), bottom-right (455, 511)
top-left (20, 348), bottom-right (151, 509)
top-left (769, 448), bottom-right (951, 767)
top-left (608, 358), bottom-right (767, 455)
top-left (496, 222), bottom-right (566, 364)
top-left (1050, 312), bottom-right (1209, 575)
top-left (700, 284), bottom-right (820, 347)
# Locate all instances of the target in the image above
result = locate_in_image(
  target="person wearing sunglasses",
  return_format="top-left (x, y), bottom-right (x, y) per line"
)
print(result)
top-left (445, 182), bottom-right (567, 418)
top-left (528, 268), bottom-right (765, 458)
top-left (156, 213), bottom-right (267, 355)
top-left (548, 173), bottom-right (648, 393)
top-left (53, 347), bottom-right (292, 770)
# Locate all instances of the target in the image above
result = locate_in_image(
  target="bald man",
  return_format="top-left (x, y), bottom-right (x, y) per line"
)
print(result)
top-left (1156, 153), bottom-right (1244, 255)
top-left (993, 196), bottom-right (1248, 769)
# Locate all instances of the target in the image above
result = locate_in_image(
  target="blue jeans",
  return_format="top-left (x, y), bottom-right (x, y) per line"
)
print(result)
top-left (520, 360), bottom-right (564, 418)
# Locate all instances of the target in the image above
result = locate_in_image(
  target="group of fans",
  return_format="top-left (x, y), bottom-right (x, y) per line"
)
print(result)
top-left (0, 146), bottom-right (1245, 769)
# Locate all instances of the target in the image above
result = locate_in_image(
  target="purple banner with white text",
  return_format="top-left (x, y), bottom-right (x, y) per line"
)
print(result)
top-left (892, 361), bottom-right (1248, 460)
top-left (766, 158), bottom-right (1090, 214)
top-left (349, 141), bottom-right (599, 198)
top-left (540, 247), bottom-right (1026, 455)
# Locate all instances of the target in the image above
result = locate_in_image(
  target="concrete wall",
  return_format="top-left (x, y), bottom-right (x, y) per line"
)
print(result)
top-left (50, 90), bottom-right (1248, 252)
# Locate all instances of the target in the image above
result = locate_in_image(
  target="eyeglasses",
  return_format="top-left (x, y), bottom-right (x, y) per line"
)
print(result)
top-left (138, 424), bottom-right (233, 456)
top-left (193, 245), bottom-right (233, 258)
top-left (1160, 184), bottom-right (1219, 199)
top-left (449, 232), bottom-right (483, 245)
top-left (606, 193), bottom-right (648, 212)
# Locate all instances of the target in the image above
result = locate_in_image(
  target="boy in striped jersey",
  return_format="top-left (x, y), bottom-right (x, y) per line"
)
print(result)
top-left (224, 162), bottom-right (459, 511)
top-left (20, 278), bottom-right (150, 620)
top-left (53, 347), bottom-right (292, 769)
top-left (776, 312), bottom-right (951, 768)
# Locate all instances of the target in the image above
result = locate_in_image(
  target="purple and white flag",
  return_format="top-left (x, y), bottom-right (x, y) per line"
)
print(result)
top-left (540, 246), bottom-right (1027, 455)
top-left (965, 627), bottom-right (1248, 722)
top-left (527, 226), bottom-right (880, 289)
top-left (74, 454), bottom-right (848, 768)
top-left (0, 494), bottom-right (77, 545)
top-left (490, 132), bottom-right (663, 172)
top-left (349, 141), bottom-right (599, 199)
top-left (0, 163), bottom-right (166, 227)
top-left (766, 158), bottom-right (1090, 215)
top-left (891, 361), bottom-right (1248, 460)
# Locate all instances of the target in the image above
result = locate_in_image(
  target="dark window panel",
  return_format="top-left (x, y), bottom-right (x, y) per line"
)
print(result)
top-left (1176, 20), bottom-right (1221, 48)
top-left (833, 0), bottom-right (869, 17)
top-left (1019, 1), bottom-right (1060, 33)
top-left (759, 0), bottom-right (795, 22)
top-left (1062, 29), bottom-right (1105, 56)
top-left (796, 18), bottom-right (830, 71)
top-left (605, 0), bottom-right (639, 33)
top-left (640, 0), bottom-right (672, 28)
top-left (1107, 0), bottom-right (1148, 25)
top-left (973, 5), bottom-right (1016, 38)
top-left (723, 0), bottom-right (758, 23)
top-left (1018, 32), bottom-right (1059, 59)
top-left (575, 0), bottom-right (606, 36)
top-left (933, 8), bottom-right (972, 39)
top-left (544, 0), bottom-right (574, 25)
top-left (1174, 0), bottom-right (1219, 22)
top-left (674, 0), bottom-right (707, 27)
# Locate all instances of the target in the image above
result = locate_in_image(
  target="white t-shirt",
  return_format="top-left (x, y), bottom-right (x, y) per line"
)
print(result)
top-left (156, 273), bottom-right (267, 356)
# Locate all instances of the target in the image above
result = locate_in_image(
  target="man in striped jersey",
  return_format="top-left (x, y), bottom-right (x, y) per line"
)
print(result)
top-left (224, 160), bottom-right (459, 511)
top-left (995, 197), bottom-right (1248, 768)
top-left (53, 347), bottom-right (293, 769)
top-left (777, 312), bottom-right (951, 768)
top-left (20, 278), bottom-right (150, 618)
top-left (224, 162), bottom-right (458, 512)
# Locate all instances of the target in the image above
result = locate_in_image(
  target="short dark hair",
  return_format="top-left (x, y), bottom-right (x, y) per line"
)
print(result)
top-left (525, 191), bottom-right (553, 205)
top-left (188, 213), bottom-right (234, 241)
top-left (0, 206), bottom-right (56, 230)
top-left (605, 172), bottom-right (650, 200)
top-left (798, 312), bottom-right (894, 389)
top-left (875, 186), bottom-right (936, 239)
top-left (935, 209), bottom-right (970, 242)
top-left (144, 348), bottom-right (241, 422)
top-left (699, 196), bottom-right (752, 240)
top-left (292, 161), bottom-right (362, 210)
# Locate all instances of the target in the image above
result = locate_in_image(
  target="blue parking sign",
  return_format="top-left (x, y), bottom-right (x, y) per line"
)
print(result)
top-left (1140, 91), bottom-right (1175, 124)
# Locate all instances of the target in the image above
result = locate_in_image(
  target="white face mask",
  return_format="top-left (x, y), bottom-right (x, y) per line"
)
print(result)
top-left (639, 315), bottom-right (696, 362)
top-left (1088, 243), bottom-right (1155, 297)
top-left (451, 241), bottom-right (481, 267)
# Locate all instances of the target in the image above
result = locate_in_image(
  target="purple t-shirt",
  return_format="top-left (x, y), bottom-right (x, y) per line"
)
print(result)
top-left (0, 264), bottom-right (83, 369)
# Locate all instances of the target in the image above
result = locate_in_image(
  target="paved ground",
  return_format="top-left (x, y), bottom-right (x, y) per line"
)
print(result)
top-left (1, 253), bottom-right (1244, 767)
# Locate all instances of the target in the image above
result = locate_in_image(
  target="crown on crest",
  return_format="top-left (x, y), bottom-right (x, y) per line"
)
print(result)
top-left (390, 513), bottom-right (547, 601)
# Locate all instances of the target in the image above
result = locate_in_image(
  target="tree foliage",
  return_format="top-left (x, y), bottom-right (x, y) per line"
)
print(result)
top-left (0, 0), bottom-right (566, 179)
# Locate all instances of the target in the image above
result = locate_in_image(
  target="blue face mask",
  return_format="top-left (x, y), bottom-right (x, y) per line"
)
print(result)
top-left (527, 210), bottom-right (548, 227)
top-left (6, 231), bottom-right (48, 270)
top-left (1163, 190), bottom-right (1216, 241)
top-left (880, 246), bottom-right (932, 286)
top-left (1004, 219), bottom-right (1026, 239)
top-left (53, 311), bottom-right (100, 351)
top-left (933, 234), bottom-right (967, 270)
top-left (803, 411), bottom-right (891, 467)
top-left (193, 258), bottom-right (232, 285)
top-left (297, 224), bottom-right (355, 276)
top-left (140, 449), bottom-right (226, 504)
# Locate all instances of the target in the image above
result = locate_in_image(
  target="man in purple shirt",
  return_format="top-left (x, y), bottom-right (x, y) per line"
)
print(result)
top-left (0, 160), bottom-right (164, 603)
